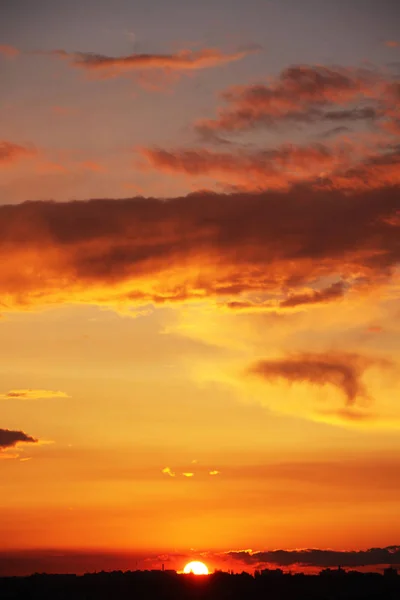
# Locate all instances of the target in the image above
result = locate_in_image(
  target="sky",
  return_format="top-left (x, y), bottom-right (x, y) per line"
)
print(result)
top-left (0, 0), bottom-right (400, 576)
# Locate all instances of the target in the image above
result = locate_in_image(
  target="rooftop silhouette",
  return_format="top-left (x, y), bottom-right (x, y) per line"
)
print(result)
top-left (1, 566), bottom-right (399, 599)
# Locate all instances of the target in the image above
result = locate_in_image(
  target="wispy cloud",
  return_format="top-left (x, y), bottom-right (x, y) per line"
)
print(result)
top-left (0, 389), bottom-right (69, 400)
top-left (48, 46), bottom-right (254, 81)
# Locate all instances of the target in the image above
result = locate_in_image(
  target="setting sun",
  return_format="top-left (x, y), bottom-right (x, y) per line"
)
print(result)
top-left (183, 561), bottom-right (209, 575)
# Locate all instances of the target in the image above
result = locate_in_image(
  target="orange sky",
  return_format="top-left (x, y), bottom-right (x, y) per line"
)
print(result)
top-left (0, 0), bottom-right (399, 576)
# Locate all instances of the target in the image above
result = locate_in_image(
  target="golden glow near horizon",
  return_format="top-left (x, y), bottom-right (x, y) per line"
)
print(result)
top-left (183, 561), bottom-right (209, 575)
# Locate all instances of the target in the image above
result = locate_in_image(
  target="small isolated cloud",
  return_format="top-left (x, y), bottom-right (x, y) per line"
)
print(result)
top-left (0, 389), bottom-right (69, 400)
top-left (20, 457), bottom-right (33, 462)
top-left (182, 472), bottom-right (194, 477)
top-left (0, 45), bottom-right (19, 58)
top-left (0, 428), bottom-right (37, 450)
top-left (248, 352), bottom-right (377, 407)
top-left (162, 467), bottom-right (176, 477)
top-left (50, 47), bottom-right (253, 80)
top-left (209, 470), bottom-right (220, 476)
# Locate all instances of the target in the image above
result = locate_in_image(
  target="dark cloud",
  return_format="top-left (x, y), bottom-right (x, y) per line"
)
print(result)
top-left (247, 352), bottom-right (376, 406)
top-left (0, 428), bottom-right (37, 449)
top-left (0, 185), bottom-right (398, 310)
top-left (195, 65), bottom-right (380, 134)
top-left (228, 546), bottom-right (400, 568)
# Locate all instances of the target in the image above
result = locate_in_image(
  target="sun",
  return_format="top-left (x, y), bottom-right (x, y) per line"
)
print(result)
top-left (183, 561), bottom-right (209, 575)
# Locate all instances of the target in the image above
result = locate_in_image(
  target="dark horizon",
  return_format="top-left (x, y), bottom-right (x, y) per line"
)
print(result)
top-left (1, 546), bottom-right (400, 578)
top-left (1, 566), bottom-right (399, 600)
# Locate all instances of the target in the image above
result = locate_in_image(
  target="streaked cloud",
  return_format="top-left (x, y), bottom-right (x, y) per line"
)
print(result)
top-left (49, 46), bottom-right (254, 79)
top-left (182, 472), bottom-right (194, 477)
top-left (0, 389), bottom-right (69, 400)
top-left (140, 143), bottom-right (349, 190)
top-left (219, 281), bottom-right (348, 312)
top-left (141, 140), bottom-right (400, 192)
top-left (279, 281), bottom-right (347, 308)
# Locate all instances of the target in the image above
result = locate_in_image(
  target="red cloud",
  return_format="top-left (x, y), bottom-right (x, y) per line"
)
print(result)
top-left (0, 185), bottom-right (398, 311)
top-left (50, 47), bottom-right (253, 79)
top-left (0, 45), bottom-right (19, 58)
top-left (196, 65), bottom-right (380, 135)
top-left (0, 141), bottom-right (36, 166)
top-left (319, 146), bottom-right (400, 190)
top-left (141, 141), bottom-right (400, 192)
top-left (140, 143), bottom-right (352, 190)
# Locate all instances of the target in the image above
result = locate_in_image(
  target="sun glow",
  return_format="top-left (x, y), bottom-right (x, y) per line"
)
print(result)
top-left (183, 561), bottom-right (209, 575)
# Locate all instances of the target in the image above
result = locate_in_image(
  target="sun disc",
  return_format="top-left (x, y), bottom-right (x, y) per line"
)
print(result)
top-left (183, 561), bottom-right (209, 575)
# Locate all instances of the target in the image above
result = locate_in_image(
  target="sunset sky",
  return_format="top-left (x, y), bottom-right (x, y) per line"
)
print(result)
top-left (1, 0), bottom-right (400, 576)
